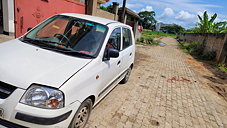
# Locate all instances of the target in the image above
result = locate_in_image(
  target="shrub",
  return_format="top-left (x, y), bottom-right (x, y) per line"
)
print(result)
top-left (147, 37), bottom-right (154, 43)
top-left (200, 51), bottom-right (216, 60)
top-left (139, 36), bottom-right (144, 42)
top-left (179, 41), bottom-right (216, 61)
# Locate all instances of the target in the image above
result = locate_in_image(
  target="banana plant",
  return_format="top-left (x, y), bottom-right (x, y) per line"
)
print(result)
top-left (213, 22), bottom-right (227, 33)
top-left (197, 11), bottom-right (226, 33)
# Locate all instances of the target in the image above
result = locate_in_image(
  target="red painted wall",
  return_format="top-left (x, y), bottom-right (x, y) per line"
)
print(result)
top-left (14, 0), bottom-right (86, 38)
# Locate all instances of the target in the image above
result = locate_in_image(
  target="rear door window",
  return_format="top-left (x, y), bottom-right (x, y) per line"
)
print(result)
top-left (122, 28), bottom-right (132, 50)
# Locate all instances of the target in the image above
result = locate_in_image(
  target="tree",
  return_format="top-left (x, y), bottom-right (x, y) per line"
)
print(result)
top-left (161, 25), bottom-right (185, 34)
top-left (138, 11), bottom-right (157, 30)
top-left (197, 11), bottom-right (227, 33)
top-left (186, 27), bottom-right (201, 33)
top-left (100, 5), bottom-right (113, 13)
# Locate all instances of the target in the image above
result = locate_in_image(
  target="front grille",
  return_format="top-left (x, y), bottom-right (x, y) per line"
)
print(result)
top-left (0, 118), bottom-right (28, 128)
top-left (0, 81), bottom-right (17, 99)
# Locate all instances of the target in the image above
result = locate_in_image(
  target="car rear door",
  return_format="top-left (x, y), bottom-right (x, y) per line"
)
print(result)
top-left (119, 27), bottom-right (135, 74)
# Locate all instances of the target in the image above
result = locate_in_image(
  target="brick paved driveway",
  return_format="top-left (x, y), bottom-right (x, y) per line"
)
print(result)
top-left (86, 37), bottom-right (227, 128)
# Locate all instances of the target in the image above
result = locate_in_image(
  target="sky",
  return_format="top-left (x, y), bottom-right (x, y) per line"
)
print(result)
top-left (103, 0), bottom-right (227, 29)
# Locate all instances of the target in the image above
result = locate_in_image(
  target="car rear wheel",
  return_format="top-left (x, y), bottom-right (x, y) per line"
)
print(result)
top-left (69, 99), bottom-right (92, 128)
top-left (120, 67), bottom-right (132, 84)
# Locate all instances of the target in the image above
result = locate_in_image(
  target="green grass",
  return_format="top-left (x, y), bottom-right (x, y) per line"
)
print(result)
top-left (219, 65), bottom-right (227, 72)
top-left (136, 29), bottom-right (175, 45)
top-left (142, 30), bottom-right (176, 38)
top-left (214, 64), bottom-right (227, 72)
top-left (136, 41), bottom-right (159, 46)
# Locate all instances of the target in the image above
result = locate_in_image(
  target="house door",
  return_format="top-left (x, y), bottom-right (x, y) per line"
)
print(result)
top-left (14, 0), bottom-right (86, 38)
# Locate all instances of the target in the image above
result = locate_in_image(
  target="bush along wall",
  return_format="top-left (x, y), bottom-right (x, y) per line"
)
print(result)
top-left (179, 41), bottom-right (216, 61)
top-left (178, 33), bottom-right (227, 63)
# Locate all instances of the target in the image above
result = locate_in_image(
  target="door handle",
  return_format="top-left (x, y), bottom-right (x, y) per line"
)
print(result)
top-left (129, 53), bottom-right (132, 56)
top-left (117, 60), bottom-right (121, 65)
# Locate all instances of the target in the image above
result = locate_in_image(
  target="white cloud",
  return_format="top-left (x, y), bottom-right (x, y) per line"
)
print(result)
top-left (135, 0), bottom-right (223, 14)
top-left (214, 17), bottom-right (222, 23)
top-left (218, 14), bottom-right (227, 19)
top-left (126, 3), bottom-right (144, 9)
top-left (140, 6), bottom-right (153, 12)
top-left (158, 8), bottom-right (174, 19)
top-left (175, 11), bottom-right (197, 22)
top-left (197, 11), bottom-right (204, 17)
top-left (122, 0), bottom-right (227, 28)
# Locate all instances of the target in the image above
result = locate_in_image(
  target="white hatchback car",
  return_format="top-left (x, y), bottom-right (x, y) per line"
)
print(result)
top-left (0, 13), bottom-right (135, 128)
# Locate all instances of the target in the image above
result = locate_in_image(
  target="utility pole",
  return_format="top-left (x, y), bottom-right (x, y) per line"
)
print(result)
top-left (121, 0), bottom-right (126, 23)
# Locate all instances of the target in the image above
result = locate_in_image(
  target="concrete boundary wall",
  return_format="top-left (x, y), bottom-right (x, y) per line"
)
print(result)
top-left (96, 9), bottom-right (117, 21)
top-left (178, 33), bottom-right (227, 63)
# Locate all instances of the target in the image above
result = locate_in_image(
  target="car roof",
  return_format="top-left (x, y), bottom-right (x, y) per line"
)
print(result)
top-left (59, 13), bottom-right (128, 27)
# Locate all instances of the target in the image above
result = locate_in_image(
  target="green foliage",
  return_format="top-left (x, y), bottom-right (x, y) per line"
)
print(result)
top-left (147, 36), bottom-right (154, 42)
top-left (179, 41), bottom-right (199, 55)
top-left (161, 25), bottom-right (185, 34)
top-left (179, 41), bottom-right (216, 61)
top-left (214, 22), bottom-right (227, 33)
top-left (138, 35), bottom-right (153, 43)
top-left (185, 27), bottom-right (201, 33)
top-left (137, 33), bottom-right (155, 45)
top-left (217, 64), bottom-right (227, 72)
top-left (139, 36), bottom-right (144, 42)
top-left (100, 6), bottom-right (108, 11)
top-left (196, 11), bottom-right (227, 33)
top-left (142, 30), bottom-right (176, 37)
top-left (201, 51), bottom-right (216, 60)
top-left (137, 29), bottom-right (176, 45)
top-left (100, 5), bottom-right (113, 13)
top-left (210, 57), bottom-right (227, 72)
top-left (138, 11), bottom-right (157, 30)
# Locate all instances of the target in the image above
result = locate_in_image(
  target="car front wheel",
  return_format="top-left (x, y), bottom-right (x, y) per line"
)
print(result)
top-left (120, 67), bottom-right (132, 84)
top-left (69, 99), bottom-right (92, 128)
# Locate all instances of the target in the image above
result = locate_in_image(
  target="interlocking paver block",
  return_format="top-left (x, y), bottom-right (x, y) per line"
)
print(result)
top-left (87, 37), bottom-right (227, 128)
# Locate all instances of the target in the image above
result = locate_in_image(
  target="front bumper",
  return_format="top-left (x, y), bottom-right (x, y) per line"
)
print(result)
top-left (15, 110), bottom-right (72, 125)
top-left (0, 88), bottom-right (81, 128)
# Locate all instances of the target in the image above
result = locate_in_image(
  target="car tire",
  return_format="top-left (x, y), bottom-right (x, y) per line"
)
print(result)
top-left (120, 67), bottom-right (132, 84)
top-left (69, 99), bottom-right (92, 128)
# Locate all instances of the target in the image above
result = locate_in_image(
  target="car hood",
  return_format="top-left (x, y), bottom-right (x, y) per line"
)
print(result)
top-left (0, 39), bottom-right (92, 89)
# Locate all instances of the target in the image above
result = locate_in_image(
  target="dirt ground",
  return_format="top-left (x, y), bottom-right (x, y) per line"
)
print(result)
top-left (185, 54), bottom-right (227, 101)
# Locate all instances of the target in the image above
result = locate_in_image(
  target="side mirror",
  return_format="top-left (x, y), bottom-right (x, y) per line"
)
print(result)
top-left (27, 27), bottom-right (33, 32)
top-left (105, 48), bottom-right (119, 60)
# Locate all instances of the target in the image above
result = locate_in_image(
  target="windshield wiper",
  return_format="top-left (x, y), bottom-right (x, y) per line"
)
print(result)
top-left (22, 39), bottom-right (53, 46)
top-left (62, 51), bottom-right (95, 58)
top-left (22, 38), bottom-right (67, 51)
top-left (21, 38), bottom-right (94, 58)
top-left (23, 38), bottom-right (70, 47)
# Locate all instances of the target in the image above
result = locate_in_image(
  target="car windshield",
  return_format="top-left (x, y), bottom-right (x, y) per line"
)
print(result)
top-left (23, 15), bottom-right (108, 57)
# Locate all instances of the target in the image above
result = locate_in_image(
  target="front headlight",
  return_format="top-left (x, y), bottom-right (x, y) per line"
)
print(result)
top-left (20, 84), bottom-right (64, 109)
